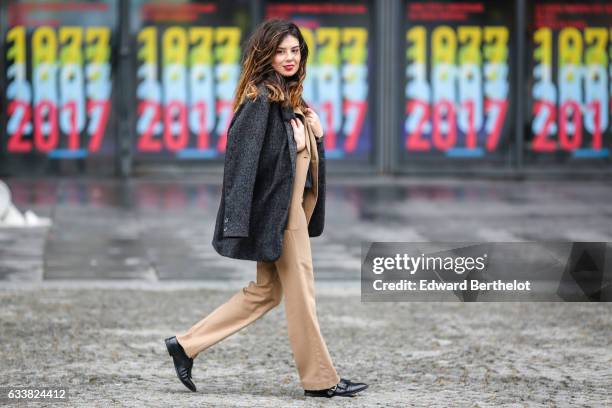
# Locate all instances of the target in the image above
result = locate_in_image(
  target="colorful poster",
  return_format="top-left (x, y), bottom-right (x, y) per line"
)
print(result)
top-left (401, 1), bottom-right (514, 165)
top-left (3, 0), bottom-right (117, 173)
top-left (132, 1), bottom-right (251, 161)
top-left (528, 1), bottom-right (612, 163)
top-left (266, 0), bottom-right (374, 161)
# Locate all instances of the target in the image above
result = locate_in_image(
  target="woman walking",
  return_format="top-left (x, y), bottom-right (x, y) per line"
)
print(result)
top-left (164, 19), bottom-right (368, 398)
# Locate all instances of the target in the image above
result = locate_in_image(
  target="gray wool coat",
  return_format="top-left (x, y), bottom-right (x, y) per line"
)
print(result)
top-left (211, 84), bottom-right (326, 262)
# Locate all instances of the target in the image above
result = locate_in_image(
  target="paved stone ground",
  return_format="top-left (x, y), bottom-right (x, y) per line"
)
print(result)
top-left (1, 176), bottom-right (612, 406)
top-left (0, 287), bottom-right (610, 407)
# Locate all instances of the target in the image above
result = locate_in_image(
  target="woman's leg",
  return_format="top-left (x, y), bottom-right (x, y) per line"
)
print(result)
top-left (276, 148), bottom-right (341, 390)
top-left (275, 227), bottom-right (340, 390)
top-left (176, 261), bottom-right (282, 359)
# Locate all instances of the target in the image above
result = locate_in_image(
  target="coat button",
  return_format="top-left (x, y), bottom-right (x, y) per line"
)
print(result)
top-left (223, 227), bottom-right (227, 232)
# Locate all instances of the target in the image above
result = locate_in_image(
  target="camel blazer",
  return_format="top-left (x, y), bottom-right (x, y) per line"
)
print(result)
top-left (211, 84), bottom-right (326, 262)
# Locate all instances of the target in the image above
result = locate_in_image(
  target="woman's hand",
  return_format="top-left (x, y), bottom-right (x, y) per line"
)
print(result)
top-left (290, 118), bottom-right (306, 151)
top-left (304, 107), bottom-right (324, 139)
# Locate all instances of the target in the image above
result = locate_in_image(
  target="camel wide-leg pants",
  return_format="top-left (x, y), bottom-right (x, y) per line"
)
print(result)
top-left (175, 145), bottom-right (340, 390)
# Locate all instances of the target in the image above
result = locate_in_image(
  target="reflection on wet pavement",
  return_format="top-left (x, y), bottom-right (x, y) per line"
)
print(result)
top-left (1, 177), bottom-right (612, 282)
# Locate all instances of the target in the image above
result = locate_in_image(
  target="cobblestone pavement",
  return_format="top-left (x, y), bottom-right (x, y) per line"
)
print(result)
top-left (1, 287), bottom-right (611, 407)
top-left (1, 176), bottom-right (611, 406)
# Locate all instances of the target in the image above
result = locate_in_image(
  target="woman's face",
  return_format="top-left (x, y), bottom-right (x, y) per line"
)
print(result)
top-left (271, 35), bottom-right (300, 77)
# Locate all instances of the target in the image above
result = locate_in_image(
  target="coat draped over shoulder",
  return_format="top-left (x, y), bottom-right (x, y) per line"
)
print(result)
top-left (211, 85), bottom-right (326, 262)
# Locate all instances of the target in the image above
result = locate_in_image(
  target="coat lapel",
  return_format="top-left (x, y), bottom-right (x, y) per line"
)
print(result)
top-left (293, 106), bottom-right (319, 224)
top-left (281, 105), bottom-right (297, 181)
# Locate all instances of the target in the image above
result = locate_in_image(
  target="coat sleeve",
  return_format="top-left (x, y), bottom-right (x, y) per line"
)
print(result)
top-left (222, 93), bottom-right (270, 238)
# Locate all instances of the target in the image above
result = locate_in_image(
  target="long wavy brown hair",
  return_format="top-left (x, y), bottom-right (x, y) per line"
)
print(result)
top-left (233, 19), bottom-right (309, 113)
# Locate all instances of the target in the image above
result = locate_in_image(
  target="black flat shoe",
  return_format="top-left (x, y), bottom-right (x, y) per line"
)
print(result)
top-left (164, 336), bottom-right (196, 392)
top-left (304, 378), bottom-right (368, 398)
